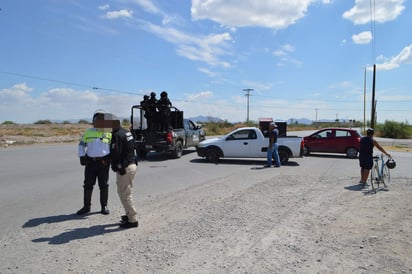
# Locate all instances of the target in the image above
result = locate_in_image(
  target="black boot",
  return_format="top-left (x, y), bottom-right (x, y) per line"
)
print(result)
top-left (100, 188), bottom-right (110, 215)
top-left (77, 188), bottom-right (92, 215)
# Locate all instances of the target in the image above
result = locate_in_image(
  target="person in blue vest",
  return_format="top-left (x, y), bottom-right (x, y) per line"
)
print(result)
top-left (77, 110), bottom-right (112, 215)
top-left (265, 122), bottom-right (281, 168)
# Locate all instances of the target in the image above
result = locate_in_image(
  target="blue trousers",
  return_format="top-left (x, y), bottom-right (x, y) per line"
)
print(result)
top-left (266, 143), bottom-right (281, 167)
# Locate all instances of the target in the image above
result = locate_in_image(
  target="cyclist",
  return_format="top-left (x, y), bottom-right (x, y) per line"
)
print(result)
top-left (359, 128), bottom-right (391, 186)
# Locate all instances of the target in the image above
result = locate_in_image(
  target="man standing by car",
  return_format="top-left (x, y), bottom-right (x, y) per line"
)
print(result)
top-left (77, 110), bottom-right (111, 215)
top-left (265, 122), bottom-right (281, 168)
top-left (359, 128), bottom-right (391, 186)
top-left (108, 114), bottom-right (139, 229)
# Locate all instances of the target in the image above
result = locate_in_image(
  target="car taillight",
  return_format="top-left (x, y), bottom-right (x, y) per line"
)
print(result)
top-left (166, 131), bottom-right (173, 143)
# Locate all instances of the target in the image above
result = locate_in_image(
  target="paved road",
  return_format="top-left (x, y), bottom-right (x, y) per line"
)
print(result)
top-left (0, 143), bottom-right (410, 235)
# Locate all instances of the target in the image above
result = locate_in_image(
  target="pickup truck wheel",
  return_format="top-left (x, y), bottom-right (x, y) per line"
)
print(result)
top-left (172, 141), bottom-right (183, 158)
top-left (206, 148), bottom-right (220, 163)
top-left (278, 149), bottom-right (289, 165)
top-left (303, 145), bottom-right (310, 156)
top-left (346, 147), bottom-right (358, 159)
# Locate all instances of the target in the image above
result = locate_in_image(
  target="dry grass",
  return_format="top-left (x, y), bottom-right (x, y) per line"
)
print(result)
top-left (0, 123), bottom-right (91, 145)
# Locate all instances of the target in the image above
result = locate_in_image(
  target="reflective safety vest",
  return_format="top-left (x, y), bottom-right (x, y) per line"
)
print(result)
top-left (78, 128), bottom-right (112, 158)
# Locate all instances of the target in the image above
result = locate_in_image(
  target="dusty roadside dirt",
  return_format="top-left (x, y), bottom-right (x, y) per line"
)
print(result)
top-left (1, 154), bottom-right (411, 273)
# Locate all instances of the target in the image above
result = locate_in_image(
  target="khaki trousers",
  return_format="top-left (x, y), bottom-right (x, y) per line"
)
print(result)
top-left (116, 163), bottom-right (138, 223)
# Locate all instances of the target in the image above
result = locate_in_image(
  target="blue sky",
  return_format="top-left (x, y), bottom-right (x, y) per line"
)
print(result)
top-left (1, 0), bottom-right (411, 124)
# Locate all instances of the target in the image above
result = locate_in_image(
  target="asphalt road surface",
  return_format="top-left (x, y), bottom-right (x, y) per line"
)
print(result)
top-left (0, 143), bottom-right (411, 273)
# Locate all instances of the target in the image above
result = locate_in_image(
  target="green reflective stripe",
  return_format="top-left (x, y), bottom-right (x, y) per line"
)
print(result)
top-left (82, 129), bottom-right (112, 144)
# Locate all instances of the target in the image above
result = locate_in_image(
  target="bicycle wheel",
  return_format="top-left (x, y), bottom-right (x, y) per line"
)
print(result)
top-left (382, 165), bottom-right (390, 187)
top-left (370, 164), bottom-right (380, 192)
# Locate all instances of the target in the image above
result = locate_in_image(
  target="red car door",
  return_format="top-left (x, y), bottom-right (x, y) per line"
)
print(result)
top-left (309, 129), bottom-right (334, 152)
top-left (334, 129), bottom-right (351, 153)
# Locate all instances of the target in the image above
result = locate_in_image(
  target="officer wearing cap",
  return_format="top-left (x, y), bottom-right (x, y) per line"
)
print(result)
top-left (265, 122), bottom-right (281, 168)
top-left (77, 110), bottom-right (112, 215)
top-left (359, 128), bottom-right (391, 186)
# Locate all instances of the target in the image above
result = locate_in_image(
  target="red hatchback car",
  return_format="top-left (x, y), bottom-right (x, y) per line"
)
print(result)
top-left (303, 128), bottom-right (361, 158)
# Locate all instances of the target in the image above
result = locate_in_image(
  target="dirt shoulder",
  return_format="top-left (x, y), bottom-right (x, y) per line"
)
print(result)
top-left (0, 124), bottom-right (89, 147)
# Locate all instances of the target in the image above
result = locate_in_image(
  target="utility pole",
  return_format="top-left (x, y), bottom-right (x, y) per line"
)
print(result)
top-left (363, 67), bottom-right (366, 133)
top-left (243, 88), bottom-right (254, 122)
top-left (371, 64), bottom-right (376, 129)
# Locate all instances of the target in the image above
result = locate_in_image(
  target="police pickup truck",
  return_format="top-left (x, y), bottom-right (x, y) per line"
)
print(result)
top-left (130, 105), bottom-right (205, 159)
top-left (196, 127), bottom-right (303, 164)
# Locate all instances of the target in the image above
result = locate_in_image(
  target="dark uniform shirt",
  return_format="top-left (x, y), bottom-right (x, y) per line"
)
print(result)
top-left (110, 127), bottom-right (136, 171)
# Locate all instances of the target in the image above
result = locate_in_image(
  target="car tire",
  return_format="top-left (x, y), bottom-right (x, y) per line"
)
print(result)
top-left (278, 149), bottom-right (289, 164)
top-left (346, 147), bottom-right (358, 159)
top-left (172, 140), bottom-right (183, 158)
top-left (205, 147), bottom-right (220, 163)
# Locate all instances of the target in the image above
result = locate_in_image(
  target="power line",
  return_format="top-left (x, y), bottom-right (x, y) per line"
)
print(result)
top-left (0, 70), bottom-right (140, 95)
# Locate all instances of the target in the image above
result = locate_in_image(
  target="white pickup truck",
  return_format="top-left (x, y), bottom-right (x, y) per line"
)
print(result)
top-left (196, 127), bottom-right (304, 164)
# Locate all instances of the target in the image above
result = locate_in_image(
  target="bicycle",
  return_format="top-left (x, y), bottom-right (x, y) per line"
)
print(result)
top-left (370, 154), bottom-right (391, 192)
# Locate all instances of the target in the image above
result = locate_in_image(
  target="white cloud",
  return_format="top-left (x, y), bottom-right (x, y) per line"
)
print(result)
top-left (145, 22), bottom-right (232, 67)
top-left (185, 91), bottom-right (214, 101)
top-left (375, 43), bottom-right (412, 71)
top-left (198, 67), bottom-right (218, 77)
top-left (0, 83), bottom-right (33, 105)
top-left (343, 0), bottom-right (405, 25)
top-left (0, 84), bottom-right (142, 123)
top-left (352, 31), bottom-right (372, 44)
top-left (103, 9), bottom-right (134, 19)
top-left (133, 0), bottom-right (162, 15)
top-left (98, 4), bottom-right (110, 11)
top-left (273, 44), bottom-right (295, 57)
top-left (191, 0), bottom-right (326, 29)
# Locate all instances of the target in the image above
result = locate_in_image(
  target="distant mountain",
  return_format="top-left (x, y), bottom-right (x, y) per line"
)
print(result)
top-left (287, 118), bottom-right (313, 125)
top-left (188, 115), bottom-right (224, 123)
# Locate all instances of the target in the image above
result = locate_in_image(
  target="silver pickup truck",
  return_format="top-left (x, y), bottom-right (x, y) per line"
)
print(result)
top-left (197, 127), bottom-right (303, 164)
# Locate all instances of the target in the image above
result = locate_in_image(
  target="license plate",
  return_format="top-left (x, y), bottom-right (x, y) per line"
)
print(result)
top-left (145, 145), bottom-right (153, 149)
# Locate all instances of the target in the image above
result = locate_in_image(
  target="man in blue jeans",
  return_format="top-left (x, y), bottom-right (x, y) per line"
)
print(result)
top-left (265, 122), bottom-right (281, 168)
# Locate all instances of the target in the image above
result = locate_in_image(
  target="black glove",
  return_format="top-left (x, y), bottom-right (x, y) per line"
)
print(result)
top-left (80, 156), bottom-right (87, 166)
top-left (111, 165), bottom-right (118, 172)
top-left (119, 168), bottom-right (126, 175)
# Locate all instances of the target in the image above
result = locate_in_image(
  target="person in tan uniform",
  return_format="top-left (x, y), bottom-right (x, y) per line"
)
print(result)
top-left (107, 114), bottom-right (139, 228)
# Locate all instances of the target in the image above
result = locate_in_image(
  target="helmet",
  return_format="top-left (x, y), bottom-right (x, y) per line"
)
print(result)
top-left (366, 128), bottom-right (374, 135)
top-left (93, 109), bottom-right (106, 121)
top-left (386, 159), bottom-right (396, 169)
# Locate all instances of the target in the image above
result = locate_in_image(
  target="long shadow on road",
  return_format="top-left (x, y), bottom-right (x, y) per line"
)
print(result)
top-left (23, 213), bottom-right (123, 245)
top-left (31, 223), bottom-right (122, 245)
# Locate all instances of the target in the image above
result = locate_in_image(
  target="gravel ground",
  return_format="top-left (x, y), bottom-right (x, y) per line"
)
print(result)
top-left (1, 158), bottom-right (411, 274)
